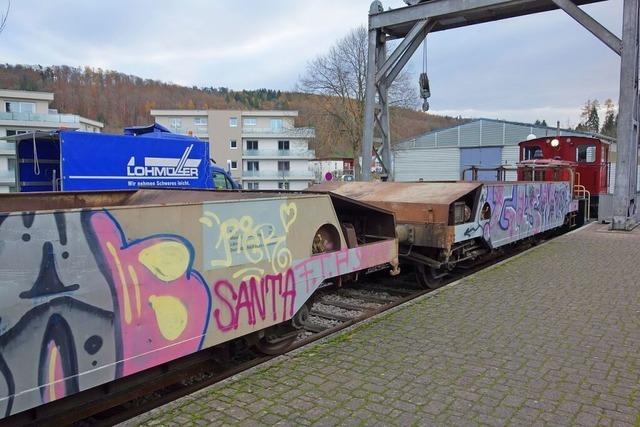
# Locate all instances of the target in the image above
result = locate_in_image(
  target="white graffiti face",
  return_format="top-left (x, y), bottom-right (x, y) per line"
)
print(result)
top-left (455, 182), bottom-right (574, 248)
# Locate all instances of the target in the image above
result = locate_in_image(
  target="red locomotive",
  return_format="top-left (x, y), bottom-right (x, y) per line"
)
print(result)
top-left (518, 135), bottom-right (610, 217)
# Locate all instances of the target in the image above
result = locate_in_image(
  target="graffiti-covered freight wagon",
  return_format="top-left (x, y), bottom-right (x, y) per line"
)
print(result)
top-left (311, 179), bottom-right (578, 288)
top-left (0, 189), bottom-right (398, 419)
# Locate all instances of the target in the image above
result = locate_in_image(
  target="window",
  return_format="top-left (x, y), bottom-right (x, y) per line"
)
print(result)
top-left (246, 181), bottom-right (259, 190)
top-left (6, 130), bottom-right (28, 137)
top-left (230, 140), bottom-right (237, 149)
top-left (523, 146), bottom-right (543, 160)
top-left (194, 117), bottom-right (207, 126)
top-left (270, 118), bottom-right (283, 130)
top-left (5, 101), bottom-right (35, 113)
top-left (576, 145), bottom-right (596, 163)
top-left (278, 140), bottom-right (290, 151)
top-left (7, 158), bottom-right (16, 172)
top-left (170, 118), bottom-right (182, 129)
top-left (246, 140), bottom-right (258, 150)
top-left (213, 172), bottom-right (233, 189)
top-left (247, 161), bottom-right (259, 171)
top-left (243, 118), bottom-right (257, 126)
top-left (229, 117), bottom-right (238, 127)
top-left (230, 160), bottom-right (238, 170)
top-left (278, 182), bottom-right (290, 190)
top-left (278, 161), bottom-right (290, 171)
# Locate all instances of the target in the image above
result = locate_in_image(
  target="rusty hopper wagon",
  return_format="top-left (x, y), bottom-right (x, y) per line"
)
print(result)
top-left (0, 189), bottom-right (398, 419)
top-left (311, 181), bottom-right (577, 288)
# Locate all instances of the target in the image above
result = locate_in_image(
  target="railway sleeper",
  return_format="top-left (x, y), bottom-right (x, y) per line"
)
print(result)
top-left (317, 296), bottom-right (381, 311)
top-left (309, 308), bottom-right (361, 323)
top-left (337, 289), bottom-right (400, 304)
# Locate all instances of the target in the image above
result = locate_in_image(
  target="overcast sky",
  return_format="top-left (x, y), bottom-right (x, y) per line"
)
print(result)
top-left (0, 0), bottom-right (623, 126)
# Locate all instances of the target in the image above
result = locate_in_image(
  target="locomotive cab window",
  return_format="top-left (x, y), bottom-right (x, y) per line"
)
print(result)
top-left (576, 145), bottom-right (596, 163)
top-left (523, 146), bottom-right (543, 160)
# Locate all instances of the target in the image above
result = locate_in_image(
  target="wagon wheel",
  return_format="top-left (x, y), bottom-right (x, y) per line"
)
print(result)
top-left (254, 305), bottom-right (310, 355)
top-left (415, 264), bottom-right (444, 290)
top-left (255, 334), bottom-right (298, 355)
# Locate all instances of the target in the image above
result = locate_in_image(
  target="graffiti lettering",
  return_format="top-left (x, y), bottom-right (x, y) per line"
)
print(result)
top-left (0, 209), bottom-right (211, 417)
top-left (200, 201), bottom-right (296, 275)
top-left (458, 182), bottom-right (574, 248)
top-left (213, 270), bottom-right (296, 332)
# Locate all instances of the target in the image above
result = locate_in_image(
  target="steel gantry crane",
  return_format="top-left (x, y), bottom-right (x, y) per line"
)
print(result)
top-left (361, 0), bottom-right (639, 230)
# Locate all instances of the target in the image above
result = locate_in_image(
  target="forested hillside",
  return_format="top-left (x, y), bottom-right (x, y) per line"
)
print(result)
top-left (0, 64), bottom-right (463, 157)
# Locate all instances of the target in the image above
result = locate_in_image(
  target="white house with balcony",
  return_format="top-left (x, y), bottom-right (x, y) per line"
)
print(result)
top-left (241, 111), bottom-right (315, 190)
top-left (151, 109), bottom-right (315, 190)
top-left (0, 89), bottom-right (104, 192)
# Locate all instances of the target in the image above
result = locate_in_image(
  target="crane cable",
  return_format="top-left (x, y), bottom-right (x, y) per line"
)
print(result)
top-left (32, 132), bottom-right (40, 176)
top-left (419, 36), bottom-right (431, 111)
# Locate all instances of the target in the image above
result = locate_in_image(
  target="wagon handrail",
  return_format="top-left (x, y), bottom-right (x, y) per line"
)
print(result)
top-left (573, 184), bottom-right (591, 220)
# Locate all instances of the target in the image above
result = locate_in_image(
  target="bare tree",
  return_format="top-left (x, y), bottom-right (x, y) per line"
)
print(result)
top-left (299, 25), bottom-right (417, 174)
top-left (0, 1), bottom-right (9, 35)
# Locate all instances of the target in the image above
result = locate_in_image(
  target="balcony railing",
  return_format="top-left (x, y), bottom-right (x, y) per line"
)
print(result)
top-left (168, 127), bottom-right (208, 137)
top-left (0, 170), bottom-right (16, 183)
top-left (241, 127), bottom-right (315, 138)
top-left (243, 149), bottom-right (315, 158)
top-left (0, 111), bottom-right (80, 124)
top-left (0, 142), bottom-right (16, 155)
top-left (243, 170), bottom-right (314, 179)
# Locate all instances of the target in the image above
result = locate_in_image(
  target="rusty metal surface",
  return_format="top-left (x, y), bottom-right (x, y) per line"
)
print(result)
top-left (310, 182), bottom-right (481, 224)
top-left (0, 189), bottom-right (313, 213)
top-left (0, 191), bottom-right (137, 213)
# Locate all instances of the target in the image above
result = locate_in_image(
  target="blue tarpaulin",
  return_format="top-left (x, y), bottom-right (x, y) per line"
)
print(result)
top-left (60, 131), bottom-right (212, 191)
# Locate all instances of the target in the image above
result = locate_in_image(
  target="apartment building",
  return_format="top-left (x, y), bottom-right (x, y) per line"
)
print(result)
top-left (151, 109), bottom-right (315, 190)
top-left (0, 89), bottom-right (103, 192)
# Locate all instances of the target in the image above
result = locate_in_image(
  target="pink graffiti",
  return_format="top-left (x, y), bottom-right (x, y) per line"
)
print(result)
top-left (213, 271), bottom-right (296, 332)
top-left (90, 212), bottom-right (211, 376)
top-left (211, 240), bottom-right (395, 333)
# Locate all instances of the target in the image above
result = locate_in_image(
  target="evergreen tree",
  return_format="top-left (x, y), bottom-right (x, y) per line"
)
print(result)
top-left (578, 99), bottom-right (600, 132)
top-left (600, 98), bottom-right (617, 138)
top-left (586, 101), bottom-right (600, 132)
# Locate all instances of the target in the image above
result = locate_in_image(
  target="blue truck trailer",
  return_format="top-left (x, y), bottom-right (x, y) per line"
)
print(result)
top-left (4, 123), bottom-right (239, 192)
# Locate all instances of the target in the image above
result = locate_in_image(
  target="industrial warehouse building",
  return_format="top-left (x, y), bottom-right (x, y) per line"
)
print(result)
top-left (392, 118), bottom-right (608, 182)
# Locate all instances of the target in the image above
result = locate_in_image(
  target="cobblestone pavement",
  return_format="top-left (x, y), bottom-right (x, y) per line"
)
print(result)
top-left (125, 224), bottom-right (640, 426)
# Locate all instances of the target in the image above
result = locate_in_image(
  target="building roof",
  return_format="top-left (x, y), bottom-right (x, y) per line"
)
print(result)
top-left (150, 109), bottom-right (209, 116)
top-left (241, 110), bottom-right (298, 117)
top-left (395, 118), bottom-right (615, 151)
top-left (0, 89), bottom-right (54, 102)
top-left (150, 109), bottom-right (299, 117)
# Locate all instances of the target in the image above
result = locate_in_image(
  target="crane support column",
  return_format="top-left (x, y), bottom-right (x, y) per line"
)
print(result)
top-left (361, 2), bottom-right (382, 181)
top-left (612, 0), bottom-right (640, 230)
top-left (377, 39), bottom-right (392, 178)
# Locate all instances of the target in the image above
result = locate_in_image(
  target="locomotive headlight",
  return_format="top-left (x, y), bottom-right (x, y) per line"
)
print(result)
top-left (550, 138), bottom-right (560, 148)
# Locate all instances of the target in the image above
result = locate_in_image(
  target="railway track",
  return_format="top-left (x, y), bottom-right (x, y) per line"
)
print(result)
top-left (2, 236), bottom-right (549, 427)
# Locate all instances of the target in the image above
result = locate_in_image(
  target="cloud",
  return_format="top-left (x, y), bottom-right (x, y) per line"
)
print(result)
top-left (0, 0), bottom-right (624, 126)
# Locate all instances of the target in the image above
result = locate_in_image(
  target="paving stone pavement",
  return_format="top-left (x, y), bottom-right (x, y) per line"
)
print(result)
top-left (123, 224), bottom-right (640, 426)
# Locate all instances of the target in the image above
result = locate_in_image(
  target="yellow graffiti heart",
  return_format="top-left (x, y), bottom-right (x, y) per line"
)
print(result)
top-left (148, 295), bottom-right (188, 341)
top-left (279, 202), bottom-right (297, 233)
top-left (138, 241), bottom-right (190, 282)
